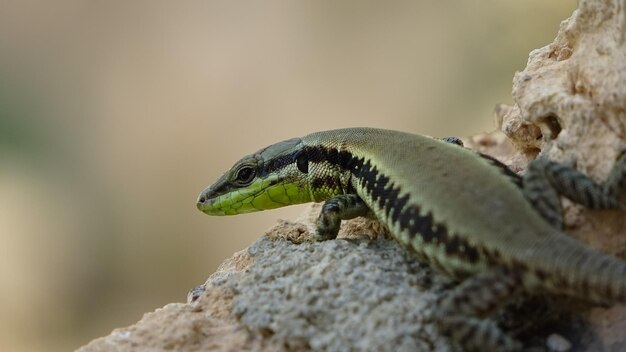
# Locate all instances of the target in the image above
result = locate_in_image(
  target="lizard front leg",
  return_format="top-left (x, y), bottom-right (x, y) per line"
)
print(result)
top-left (431, 268), bottom-right (523, 352)
top-left (315, 194), bottom-right (374, 241)
top-left (523, 153), bottom-right (626, 229)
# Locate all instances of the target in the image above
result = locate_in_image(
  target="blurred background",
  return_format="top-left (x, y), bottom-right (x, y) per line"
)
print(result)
top-left (0, 1), bottom-right (574, 351)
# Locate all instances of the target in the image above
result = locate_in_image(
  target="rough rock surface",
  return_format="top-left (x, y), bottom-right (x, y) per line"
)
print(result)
top-left (495, 1), bottom-right (626, 350)
top-left (78, 1), bottom-right (626, 351)
top-left (231, 232), bottom-right (449, 352)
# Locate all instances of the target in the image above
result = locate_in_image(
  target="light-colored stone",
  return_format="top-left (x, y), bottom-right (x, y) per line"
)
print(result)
top-left (500, 1), bottom-right (626, 349)
top-left (78, 249), bottom-right (284, 352)
top-left (547, 333), bottom-right (572, 352)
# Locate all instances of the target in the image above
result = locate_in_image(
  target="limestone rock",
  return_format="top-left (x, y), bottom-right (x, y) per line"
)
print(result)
top-left (498, 0), bottom-right (626, 350)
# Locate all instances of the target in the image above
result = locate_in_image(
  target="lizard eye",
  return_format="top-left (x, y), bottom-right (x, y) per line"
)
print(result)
top-left (234, 166), bottom-right (256, 185)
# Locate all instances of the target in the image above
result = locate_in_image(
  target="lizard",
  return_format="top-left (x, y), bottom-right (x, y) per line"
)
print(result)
top-left (196, 127), bottom-right (626, 351)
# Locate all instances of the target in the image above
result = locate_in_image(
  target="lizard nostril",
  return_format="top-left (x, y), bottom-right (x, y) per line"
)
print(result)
top-left (199, 196), bottom-right (206, 203)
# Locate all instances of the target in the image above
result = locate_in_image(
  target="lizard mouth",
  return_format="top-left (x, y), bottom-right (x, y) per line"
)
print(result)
top-left (197, 173), bottom-right (313, 216)
top-left (196, 175), bottom-right (282, 215)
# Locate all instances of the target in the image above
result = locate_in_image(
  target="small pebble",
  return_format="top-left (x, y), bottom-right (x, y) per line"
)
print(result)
top-left (546, 333), bottom-right (572, 352)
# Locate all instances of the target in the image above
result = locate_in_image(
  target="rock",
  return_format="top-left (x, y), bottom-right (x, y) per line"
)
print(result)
top-left (231, 230), bottom-right (450, 352)
top-left (499, 1), bottom-right (626, 350)
top-left (547, 333), bottom-right (572, 352)
top-left (506, 0), bottom-right (626, 173)
top-left (78, 249), bottom-right (280, 352)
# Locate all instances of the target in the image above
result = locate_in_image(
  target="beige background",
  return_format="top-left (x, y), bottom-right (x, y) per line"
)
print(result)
top-left (0, 1), bottom-right (574, 351)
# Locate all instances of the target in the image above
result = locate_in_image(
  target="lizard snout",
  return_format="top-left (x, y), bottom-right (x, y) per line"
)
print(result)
top-left (196, 189), bottom-right (211, 210)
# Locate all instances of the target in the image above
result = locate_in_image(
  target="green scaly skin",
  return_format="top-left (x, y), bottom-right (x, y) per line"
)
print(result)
top-left (197, 127), bottom-right (626, 351)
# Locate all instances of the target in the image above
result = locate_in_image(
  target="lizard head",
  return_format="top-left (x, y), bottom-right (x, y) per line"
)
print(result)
top-left (197, 137), bottom-right (314, 215)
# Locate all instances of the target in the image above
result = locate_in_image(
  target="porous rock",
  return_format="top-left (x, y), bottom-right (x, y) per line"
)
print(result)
top-left (496, 0), bottom-right (626, 350)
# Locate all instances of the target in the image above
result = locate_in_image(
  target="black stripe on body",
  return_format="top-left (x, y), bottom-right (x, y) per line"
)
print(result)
top-left (304, 145), bottom-right (483, 268)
